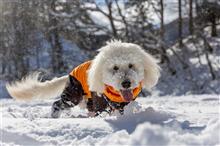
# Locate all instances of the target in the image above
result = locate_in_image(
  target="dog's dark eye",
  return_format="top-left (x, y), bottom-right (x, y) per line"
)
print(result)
top-left (128, 64), bottom-right (133, 69)
top-left (113, 66), bottom-right (119, 71)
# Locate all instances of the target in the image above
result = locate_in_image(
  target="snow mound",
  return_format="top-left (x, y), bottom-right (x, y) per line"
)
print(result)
top-left (131, 119), bottom-right (219, 146)
top-left (106, 106), bottom-right (173, 133)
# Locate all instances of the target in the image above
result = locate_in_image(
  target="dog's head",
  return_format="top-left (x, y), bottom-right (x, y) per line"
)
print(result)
top-left (88, 40), bottom-right (160, 101)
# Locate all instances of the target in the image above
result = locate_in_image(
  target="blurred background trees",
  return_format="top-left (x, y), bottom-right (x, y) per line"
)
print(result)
top-left (0, 0), bottom-right (219, 96)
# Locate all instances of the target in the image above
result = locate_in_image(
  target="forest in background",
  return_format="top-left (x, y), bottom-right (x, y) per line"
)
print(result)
top-left (0, 0), bottom-right (220, 96)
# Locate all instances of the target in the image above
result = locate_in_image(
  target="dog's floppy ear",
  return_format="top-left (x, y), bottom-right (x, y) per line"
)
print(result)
top-left (141, 50), bottom-right (161, 90)
top-left (87, 52), bottom-right (105, 94)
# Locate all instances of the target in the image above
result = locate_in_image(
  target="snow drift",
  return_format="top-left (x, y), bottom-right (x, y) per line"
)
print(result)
top-left (1, 95), bottom-right (219, 146)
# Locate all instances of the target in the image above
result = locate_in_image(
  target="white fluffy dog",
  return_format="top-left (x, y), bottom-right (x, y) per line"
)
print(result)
top-left (6, 40), bottom-right (160, 117)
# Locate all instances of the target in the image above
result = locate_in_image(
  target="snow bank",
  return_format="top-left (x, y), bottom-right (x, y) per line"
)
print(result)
top-left (106, 105), bottom-right (173, 133)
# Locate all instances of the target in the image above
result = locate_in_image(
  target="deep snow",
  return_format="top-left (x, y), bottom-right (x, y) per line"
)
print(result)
top-left (1, 95), bottom-right (219, 146)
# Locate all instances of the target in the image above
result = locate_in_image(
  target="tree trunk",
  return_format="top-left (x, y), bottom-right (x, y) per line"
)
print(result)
top-left (204, 39), bottom-right (216, 80)
top-left (160, 0), bottom-right (164, 39)
top-left (49, 0), bottom-right (65, 74)
top-left (115, 0), bottom-right (128, 39)
top-left (189, 0), bottom-right (194, 35)
top-left (195, 0), bottom-right (199, 16)
top-left (49, 29), bottom-right (65, 74)
top-left (160, 0), bottom-right (166, 63)
top-left (36, 47), bottom-right (40, 69)
top-left (12, 2), bottom-right (28, 78)
top-left (178, 0), bottom-right (183, 47)
top-left (1, 57), bottom-right (6, 74)
top-left (106, 1), bottom-right (117, 37)
top-left (211, 13), bottom-right (217, 37)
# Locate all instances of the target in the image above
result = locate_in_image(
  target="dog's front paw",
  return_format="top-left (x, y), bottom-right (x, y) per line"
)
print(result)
top-left (51, 104), bottom-right (62, 118)
top-left (51, 108), bottom-right (61, 118)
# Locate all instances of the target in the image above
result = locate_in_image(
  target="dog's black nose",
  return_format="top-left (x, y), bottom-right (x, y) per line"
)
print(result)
top-left (121, 80), bottom-right (131, 88)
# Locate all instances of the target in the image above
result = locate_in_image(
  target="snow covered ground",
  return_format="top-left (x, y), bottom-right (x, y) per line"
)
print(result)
top-left (1, 95), bottom-right (219, 146)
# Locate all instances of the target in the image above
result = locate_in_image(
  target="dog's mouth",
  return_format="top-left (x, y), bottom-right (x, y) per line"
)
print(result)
top-left (120, 89), bottom-right (133, 102)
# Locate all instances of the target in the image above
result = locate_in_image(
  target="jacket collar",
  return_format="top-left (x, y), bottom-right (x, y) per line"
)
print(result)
top-left (103, 83), bottom-right (142, 103)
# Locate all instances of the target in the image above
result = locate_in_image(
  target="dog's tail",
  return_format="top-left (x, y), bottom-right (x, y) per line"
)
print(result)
top-left (6, 72), bottom-right (68, 101)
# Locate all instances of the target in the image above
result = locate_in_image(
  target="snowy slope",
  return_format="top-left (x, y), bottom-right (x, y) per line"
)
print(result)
top-left (1, 95), bottom-right (219, 146)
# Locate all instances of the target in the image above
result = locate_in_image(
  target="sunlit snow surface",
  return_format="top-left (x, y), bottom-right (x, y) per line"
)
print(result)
top-left (1, 95), bottom-right (219, 146)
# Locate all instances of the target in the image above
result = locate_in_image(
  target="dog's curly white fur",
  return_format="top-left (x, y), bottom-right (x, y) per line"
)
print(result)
top-left (6, 40), bottom-right (160, 100)
top-left (88, 40), bottom-right (160, 93)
